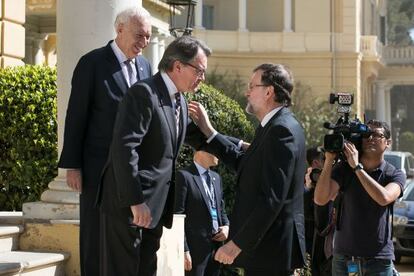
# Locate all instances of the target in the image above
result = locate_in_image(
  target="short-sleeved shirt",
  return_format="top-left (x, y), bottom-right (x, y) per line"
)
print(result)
top-left (331, 160), bottom-right (405, 259)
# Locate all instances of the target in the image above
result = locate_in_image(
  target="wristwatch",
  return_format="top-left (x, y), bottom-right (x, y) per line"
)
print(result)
top-left (353, 163), bottom-right (364, 172)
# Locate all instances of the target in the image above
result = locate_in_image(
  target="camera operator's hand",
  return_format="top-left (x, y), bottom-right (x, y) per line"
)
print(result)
top-left (343, 142), bottom-right (359, 169)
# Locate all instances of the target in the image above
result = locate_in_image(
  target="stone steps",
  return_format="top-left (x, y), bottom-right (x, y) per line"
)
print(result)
top-left (0, 212), bottom-right (70, 276)
top-left (0, 225), bottom-right (23, 253)
top-left (0, 251), bottom-right (69, 275)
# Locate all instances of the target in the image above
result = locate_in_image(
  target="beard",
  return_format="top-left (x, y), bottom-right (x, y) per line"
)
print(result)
top-left (245, 102), bottom-right (254, 115)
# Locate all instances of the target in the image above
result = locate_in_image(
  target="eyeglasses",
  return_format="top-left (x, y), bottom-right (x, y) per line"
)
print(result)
top-left (362, 132), bottom-right (386, 140)
top-left (182, 62), bottom-right (206, 77)
top-left (247, 83), bottom-right (269, 91)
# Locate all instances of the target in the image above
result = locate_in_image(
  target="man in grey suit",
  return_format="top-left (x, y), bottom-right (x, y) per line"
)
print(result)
top-left (58, 6), bottom-right (152, 276)
top-left (97, 36), bottom-right (212, 276)
top-left (175, 150), bottom-right (229, 276)
top-left (190, 63), bottom-right (307, 276)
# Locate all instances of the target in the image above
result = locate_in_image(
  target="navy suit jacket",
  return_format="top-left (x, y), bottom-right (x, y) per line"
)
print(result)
top-left (175, 163), bottom-right (229, 263)
top-left (205, 107), bottom-right (307, 270)
top-left (58, 41), bottom-right (152, 188)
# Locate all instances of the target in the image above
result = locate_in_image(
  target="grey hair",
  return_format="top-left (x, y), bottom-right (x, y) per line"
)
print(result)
top-left (158, 36), bottom-right (211, 72)
top-left (114, 6), bottom-right (151, 30)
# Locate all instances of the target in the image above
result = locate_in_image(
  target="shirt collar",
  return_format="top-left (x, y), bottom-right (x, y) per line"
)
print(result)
top-left (261, 106), bottom-right (283, 127)
top-left (160, 71), bottom-right (179, 102)
top-left (110, 40), bottom-right (135, 65)
top-left (194, 161), bottom-right (208, 176)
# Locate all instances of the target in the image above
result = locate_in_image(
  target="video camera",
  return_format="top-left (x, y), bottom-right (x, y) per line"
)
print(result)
top-left (323, 93), bottom-right (371, 153)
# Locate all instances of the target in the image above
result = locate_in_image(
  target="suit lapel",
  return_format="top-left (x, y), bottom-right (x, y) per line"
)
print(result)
top-left (105, 41), bottom-right (129, 95)
top-left (190, 164), bottom-right (211, 211)
top-left (237, 107), bottom-right (286, 175)
top-left (153, 73), bottom-right (178, 150)
top-left (134, 56), bottom-right (144, 81)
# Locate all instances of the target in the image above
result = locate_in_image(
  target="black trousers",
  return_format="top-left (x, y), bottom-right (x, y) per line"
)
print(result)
top-left (185, 242), bottom-right (221, 276)
top-left (100, 212), bottom-right (163, 276)
top-left (80, 184), bottom-right (100, 276)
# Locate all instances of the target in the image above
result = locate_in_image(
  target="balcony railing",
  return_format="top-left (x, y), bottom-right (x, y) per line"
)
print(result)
top-left (360, 36), bottom-right (383, 61)
top-left (383, 46), bottom-right (414, 65)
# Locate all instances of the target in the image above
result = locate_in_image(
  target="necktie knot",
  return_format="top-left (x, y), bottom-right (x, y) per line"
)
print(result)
top-left (174, 93), bottom-right (181, 109)
top-left (204, 170), bottom-right (211, 186)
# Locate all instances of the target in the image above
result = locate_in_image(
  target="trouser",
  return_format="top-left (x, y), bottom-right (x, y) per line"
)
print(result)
top-left (80, 184), bottom-right (100, 276)
top-left (100, 212), bottom-right (163, 276)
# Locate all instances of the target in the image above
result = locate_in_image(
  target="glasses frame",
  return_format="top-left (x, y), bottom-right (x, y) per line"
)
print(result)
top-left (247, 83), bottom-right (269, 91)
top-left (362, 132), bottom-right (386, 140)
top-left (182, 62), bottom-right (206, 77)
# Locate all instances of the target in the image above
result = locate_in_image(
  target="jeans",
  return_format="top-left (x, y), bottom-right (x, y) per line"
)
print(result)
top-left (332, 254), bottom-right (393, 276)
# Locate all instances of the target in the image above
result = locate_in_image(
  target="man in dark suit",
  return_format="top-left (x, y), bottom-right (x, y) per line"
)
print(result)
top-left (189, 63), bottom-right (307, 275)
top-left (97, 36), bottom-right (212, 276)
top-left (58, 7), bottom-right (152, 276)
top-left (175, 150), bottom-right (229, 276)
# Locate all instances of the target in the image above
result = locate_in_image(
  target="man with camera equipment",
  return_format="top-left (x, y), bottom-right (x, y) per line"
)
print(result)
top-left (314, 119), bottom-right (405, 275)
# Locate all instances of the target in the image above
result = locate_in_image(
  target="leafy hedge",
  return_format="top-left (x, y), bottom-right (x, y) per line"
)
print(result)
top-left (0, 65), bottom-right (57, 211)
top-left (179, 83), bottom-right (255, 213)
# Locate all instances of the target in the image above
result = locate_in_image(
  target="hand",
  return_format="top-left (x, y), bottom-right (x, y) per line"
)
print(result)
top-left (184, 251), bottom-right (192, 271)
top-left (130, 203), bottom-right (152, 228)
top-left (304, 167), bottom-right (313, 190)
top-left (241, 141), bottom-right (250, 151)
top-left (188, 101), bottom-right (215, 137)
top-left (343, 142), bottom-right (359, 169)
top-left (66, 169), bottom-right (82, 192)
top-left (212, 225), bottom-right (229, 242)
top-left (214, 240), bottom-right (241, 265)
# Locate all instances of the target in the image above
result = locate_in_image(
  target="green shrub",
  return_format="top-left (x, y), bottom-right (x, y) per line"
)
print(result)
top-left (0, 65), bottom-right (57, 211)
top-left (179, 83), bottom-right (255, 213)
top-left (400, 131), bottom-right (414, 154)
top-left (291, 82), bottom-right (336, 147)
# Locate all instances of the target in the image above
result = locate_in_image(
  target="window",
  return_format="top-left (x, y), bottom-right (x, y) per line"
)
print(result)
top-left (203, 5), bottom-right (214, 30)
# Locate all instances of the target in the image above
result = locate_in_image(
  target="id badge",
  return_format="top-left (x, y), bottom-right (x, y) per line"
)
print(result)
top-left (210, 208), bottom-right (218, 219)
top-left (347, 259), bottom-right (361, 276)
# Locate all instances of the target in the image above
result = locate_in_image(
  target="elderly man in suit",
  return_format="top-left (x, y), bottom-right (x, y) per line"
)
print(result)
top-left (189, 63), bottom-right (307, 276)
top-left (175, 150), bottom-right (229, 276)
top-left (97, 36), bottom-right (212, 276)
top-left (58, 6), bottom-right (152, 276)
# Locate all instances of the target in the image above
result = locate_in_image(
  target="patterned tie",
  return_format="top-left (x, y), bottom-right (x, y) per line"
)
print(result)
top-left (174, 92), bottom-right (181, 136)
top-left (124, 59), bottom-right (137, 87)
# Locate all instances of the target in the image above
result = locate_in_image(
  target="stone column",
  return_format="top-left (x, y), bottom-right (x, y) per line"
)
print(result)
top-left (238, 0), bottom-right (247, 31)
top-left (33, 34), bottom-right (48, 65)
top-left (148, 36), bottom-right (160, 74)
top-left (194, 0), bottom-right (204, 29)
top-left (283, 0), bottom-right (293, 32)
top-left (375, 81), bottom-right (386, 122)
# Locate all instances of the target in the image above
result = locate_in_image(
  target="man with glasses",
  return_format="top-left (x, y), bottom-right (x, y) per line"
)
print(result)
top-left (58, 6), bottom-right (152, 275)
top-left (314, 120), bottom-right (405, 275)
top-left (189, 63), bottom-right (307, 275)
top-left (97, 36), bottom-right (212, 276)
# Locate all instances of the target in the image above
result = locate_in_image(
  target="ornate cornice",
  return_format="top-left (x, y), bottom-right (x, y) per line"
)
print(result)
top-left (26, 0), bottom-right (56, 15)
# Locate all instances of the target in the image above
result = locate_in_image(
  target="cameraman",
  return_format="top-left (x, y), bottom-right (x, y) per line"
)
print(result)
top-left (314, 120), bottom-right (405, 275)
